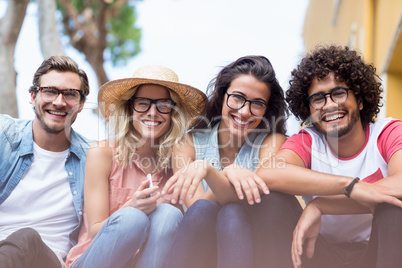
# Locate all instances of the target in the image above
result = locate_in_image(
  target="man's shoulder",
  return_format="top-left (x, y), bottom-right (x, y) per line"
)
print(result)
top-left (0, 115), bottom-right (31, 142)
top-left (0, 114), bottom-right (30, 129)
top-left (371, 117), bottom-right (401, 134)
top-left (373, 117), bottom-right (400, 125)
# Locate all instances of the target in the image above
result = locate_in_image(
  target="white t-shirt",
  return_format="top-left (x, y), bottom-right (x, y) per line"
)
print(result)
top-left (282, 118), bottom-right (397, 243)
top-left (0, 143), bottom-right (78, 266)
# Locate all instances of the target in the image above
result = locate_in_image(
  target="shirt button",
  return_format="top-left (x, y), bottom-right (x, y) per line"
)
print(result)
top-left (79, 211), bottom-right (83, 215)
top-left (69, 172), bottom-right (73, 176)
top-left (73, 191), bottom-right (77, 195)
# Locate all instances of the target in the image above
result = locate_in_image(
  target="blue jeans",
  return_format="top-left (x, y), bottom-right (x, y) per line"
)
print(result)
top-left (166, 196), bottom-right (287, 268)
top-left (165, 199), bottom-right (220, 268)
top-left (73, 204), bottom-right (182, 268)
top-left (216, 203), bottom-right (254, 268)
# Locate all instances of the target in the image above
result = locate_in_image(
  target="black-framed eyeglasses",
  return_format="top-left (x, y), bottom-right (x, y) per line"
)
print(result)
top-left (307, 87), bottom-right (351, 110)
top-left (131, 97), bottom-right (176, 114)
top-left (226, 93), bottom-right (267, 117)
top-left (36, 86), bottom-right (82, 105)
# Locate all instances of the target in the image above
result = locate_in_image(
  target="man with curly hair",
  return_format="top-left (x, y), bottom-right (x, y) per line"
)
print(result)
top-left (254, 45), bottom-right (402, 267)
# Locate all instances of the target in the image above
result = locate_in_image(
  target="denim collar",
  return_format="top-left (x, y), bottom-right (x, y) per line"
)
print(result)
top-left (18, 120), bottom-right (86, 160)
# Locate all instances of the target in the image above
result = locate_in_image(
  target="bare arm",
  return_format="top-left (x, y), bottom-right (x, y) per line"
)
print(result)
top-left (256, 148), bottom-right (353, 196)
top-left (305, 149), bottom-right (402, 215)
top-left (85, 141), bottom-right (160, 239)
top-left (221, 133), bottom-right (287, 204)
top-left (257, 148), bottom-right (402, 209)
top-left (373, 150), bottom-right (402, 195)
top-left (164, 134), bottom-right (238, 207)
top-left (84, 141), bottom-right (113, 239)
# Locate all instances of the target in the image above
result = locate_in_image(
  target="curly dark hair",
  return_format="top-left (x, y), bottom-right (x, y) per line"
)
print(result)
top-left (196, 55), bottom-right (288, 135)
top-left (286, 45), bottom-right (382, 127)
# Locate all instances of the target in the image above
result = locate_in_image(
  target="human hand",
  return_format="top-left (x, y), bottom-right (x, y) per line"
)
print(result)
top-left (124, 180), bottom-right (160, 215)
top-left (292, 203), bottom-right (322, 268)
top-left (162, 159), bottom-right (211, 204)
top-left (350, 181), bottom-right (402, 211)
top-left (223, 164), bottom-right (269, 205)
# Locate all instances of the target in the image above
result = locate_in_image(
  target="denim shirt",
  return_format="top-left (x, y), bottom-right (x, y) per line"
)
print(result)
top-left (192, 122), bottom-right (267, 191)
top-left (0, 114), bottom-right (93, 246)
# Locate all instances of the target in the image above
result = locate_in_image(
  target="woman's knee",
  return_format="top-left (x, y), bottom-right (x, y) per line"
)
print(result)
top-left (261, 191), bottom-right (300, 209)
top-left (186, 199), bottom-right (220, 220)
top-left (217, 203), bottom-right (250, 231)
top-left (107, 207), bottom-right (150, 233)
top-left (150, 204), bottom-right (183, 227)
top-left (147, 204), bottom-right (183, 239)
top-left (218, 203), bottom-right (246, 217)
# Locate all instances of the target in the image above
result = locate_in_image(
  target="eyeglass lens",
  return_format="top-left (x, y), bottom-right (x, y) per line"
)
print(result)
top-left (133, 98), bottom-right (175, 114)
top-left (39, 87), bottom-right (81, 104)
top-left (308, 87), bottom-right (349, 109)
top-left (226, 93), bottom-right (266, 116)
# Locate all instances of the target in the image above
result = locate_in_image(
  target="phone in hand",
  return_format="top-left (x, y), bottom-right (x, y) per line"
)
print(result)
top-left (146, 174), bottom-right (153, 197)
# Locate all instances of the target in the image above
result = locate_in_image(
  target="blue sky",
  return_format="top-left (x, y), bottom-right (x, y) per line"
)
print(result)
top-left (2, 0), bottom-right (309, 140)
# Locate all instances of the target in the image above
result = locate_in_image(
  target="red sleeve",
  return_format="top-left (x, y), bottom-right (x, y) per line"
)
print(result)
top-left (280, 130), bottom-right (312, 168)
top-left (377, 120), bottom-right (402, 163)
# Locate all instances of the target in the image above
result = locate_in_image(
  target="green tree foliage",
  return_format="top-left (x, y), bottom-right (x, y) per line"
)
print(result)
top-left (108, 4), bottom-right (141, 66)
top-left (56, 0), bottom-right (142, 87)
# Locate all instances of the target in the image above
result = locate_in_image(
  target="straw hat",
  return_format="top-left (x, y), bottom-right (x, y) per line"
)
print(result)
top-left (98, 65), bottom-right (207, 120)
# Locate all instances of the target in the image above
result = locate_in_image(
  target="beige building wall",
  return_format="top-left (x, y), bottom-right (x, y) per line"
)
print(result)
top-left (303, 0), bottom-right (402, 119)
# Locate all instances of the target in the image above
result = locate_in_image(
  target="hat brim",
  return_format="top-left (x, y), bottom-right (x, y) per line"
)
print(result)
top-left (98, 77), bottom-right (207, 121)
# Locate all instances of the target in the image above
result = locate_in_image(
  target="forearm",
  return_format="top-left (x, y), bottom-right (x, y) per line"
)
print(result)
top-left (185, 189), bottom-right (218, 208)
top-left (374, 176), bottom-right (402, 198)
top-left (309, 195), bottom-right (371, 215)
top-left (256, 158), bottom-right (353, 196)
top-left (204, 166), bottom-right (242, 205)
top-left (89, 218), bottom-right (108, 239)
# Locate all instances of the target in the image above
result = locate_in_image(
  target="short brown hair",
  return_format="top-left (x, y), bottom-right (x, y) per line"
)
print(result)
top-left (29, 55), bottom-right (90, 98)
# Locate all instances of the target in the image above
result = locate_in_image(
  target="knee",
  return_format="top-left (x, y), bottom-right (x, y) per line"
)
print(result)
top-left (151, 204), bottom-right (183, 227)
top-left (374, 202), bottom-right (402, 226)
top-left (218, 203), bottom-right (245, 219)
top-left (258, 191), bottom-right (302, 214)
top-left (149, 204), bottom-right (183, 237)
top-left (186, 199), bottom-right (220, 219)
top-left (262, 191), bottom-right (298, 207)
top-left (12, 228), bottom-right (42, 247)
top-left (217, 203), bottom-right (249, 230)
top-left (107, 207), bottom-right (150, 234)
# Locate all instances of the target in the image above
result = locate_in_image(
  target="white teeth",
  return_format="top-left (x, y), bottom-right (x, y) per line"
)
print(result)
top-left (233, 116), bottom-right (250, 126)
top-left (48, 111), bottom-right (67, 116)
top-left (143, 121), bottom-right (160, 126)
top-left (324, 114), bottom-right (343, 122)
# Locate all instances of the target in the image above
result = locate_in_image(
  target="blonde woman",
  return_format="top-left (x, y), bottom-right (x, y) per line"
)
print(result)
top-left (65, 65), bottom-right (206, 268)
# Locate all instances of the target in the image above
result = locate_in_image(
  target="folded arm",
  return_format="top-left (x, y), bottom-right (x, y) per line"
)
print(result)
top-left (256, 148), bottom-right (402, 209)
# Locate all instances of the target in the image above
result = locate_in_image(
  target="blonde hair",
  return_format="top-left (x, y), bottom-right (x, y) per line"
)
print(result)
top-left (107, 85), bottom-right (191, 171)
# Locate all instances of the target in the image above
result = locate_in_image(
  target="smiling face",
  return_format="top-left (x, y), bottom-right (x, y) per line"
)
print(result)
top-left (220, 74), bottom-right (270, 140)
top-left (31, 70), bottom-right (84, 135)
top-left (132, 84), bottom-right (172, 143)
top-left (308, 72), bottom-right (363, 138)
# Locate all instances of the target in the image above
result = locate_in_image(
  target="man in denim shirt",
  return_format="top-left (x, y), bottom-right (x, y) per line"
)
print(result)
top-left (0, 56), bottom-right (92, 268)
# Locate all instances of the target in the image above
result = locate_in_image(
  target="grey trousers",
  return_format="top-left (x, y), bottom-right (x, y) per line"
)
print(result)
top-left (0, 228), bottom-right (61, 268)
top-left (261, 192), bottom-right (402, 268)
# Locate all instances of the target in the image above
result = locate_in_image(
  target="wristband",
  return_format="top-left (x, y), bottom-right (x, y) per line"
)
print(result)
top-left (343, 177), bottom-right (360, 198)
